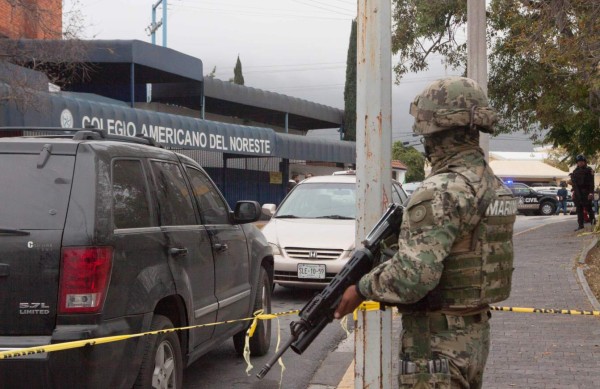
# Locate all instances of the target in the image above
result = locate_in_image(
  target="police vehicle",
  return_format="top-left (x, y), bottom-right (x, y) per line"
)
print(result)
top-left (506, 182), bottom-right (573, 215)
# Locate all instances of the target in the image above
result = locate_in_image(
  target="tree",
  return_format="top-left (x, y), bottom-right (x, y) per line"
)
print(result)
top-left (488, 1), bottom-right (600, 161)
top-left (392, 141), bottom-right (425, 182)
top-left (390, 0), bottom-right (600, 160)
top-left (342, 20), bottom-right (357, 141)
top-left (233, 55), bottom-right (244, 85)
top-left (0, 1), bottom-right (88, 106)
top-left (544, 147), bottom-right (571, 173)
top-left (206, 66), bottom-right (217, 78)
top-left (391, 1), bottom-right (467, 82)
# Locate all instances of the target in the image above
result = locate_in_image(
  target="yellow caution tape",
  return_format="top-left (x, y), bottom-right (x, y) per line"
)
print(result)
top-left (243, 309), bottom-right (262, 375)
top-left (340, 315), bottom-right (350, 337)
top-left (352, 302), bottom-right (600, 317)
top-left (490, 306), bottom-right (600, 316)
top-left (353, 300), bottom-right (381, 320)
top-left (359, 301), bottom-right (381, 311)
top-left (0, 309), bottom-right (299, 360)
top-left (5, 302), bottom-right (595, 361)
top-left (274, 317), bottom-right (286, 388)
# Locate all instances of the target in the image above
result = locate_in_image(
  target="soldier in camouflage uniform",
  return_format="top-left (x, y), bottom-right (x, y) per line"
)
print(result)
top-left (334, 77), bottom-right (516, 388)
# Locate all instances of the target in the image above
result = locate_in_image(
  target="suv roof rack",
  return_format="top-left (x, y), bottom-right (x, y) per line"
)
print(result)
top-left (0, 127), bottom-right (163, 148)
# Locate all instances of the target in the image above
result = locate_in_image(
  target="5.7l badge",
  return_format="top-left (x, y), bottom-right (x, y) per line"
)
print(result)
top-left (19, 303), bottom-right (50, 315)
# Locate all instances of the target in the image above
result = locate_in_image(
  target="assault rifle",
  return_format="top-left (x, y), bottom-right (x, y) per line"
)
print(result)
top-left (257, 203), bottom-right (403, 379)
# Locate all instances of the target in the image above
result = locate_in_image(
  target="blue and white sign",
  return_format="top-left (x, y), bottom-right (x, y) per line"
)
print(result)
top-left (46, 94), bottom-right (276, 156)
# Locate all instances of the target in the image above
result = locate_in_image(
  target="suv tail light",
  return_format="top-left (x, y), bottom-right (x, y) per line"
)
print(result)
top-left (58, 247), bottom-right (113, 314)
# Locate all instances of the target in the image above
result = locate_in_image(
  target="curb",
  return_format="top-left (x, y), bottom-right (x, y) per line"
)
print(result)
top-left (576, 235), bottom-right (600, 311)
top-left (306, 334), bottom-right (354, 389)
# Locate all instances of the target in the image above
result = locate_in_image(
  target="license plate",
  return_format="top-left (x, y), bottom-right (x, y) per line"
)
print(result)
top-left (297, 263), bottom-right (326, 279)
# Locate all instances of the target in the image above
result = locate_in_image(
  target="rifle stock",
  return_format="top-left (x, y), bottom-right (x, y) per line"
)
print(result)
top-left (257, 203), bottom-right (403, 379)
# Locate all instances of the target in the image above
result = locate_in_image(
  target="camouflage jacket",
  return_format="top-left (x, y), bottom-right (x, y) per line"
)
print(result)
top-left (358, 150), bottom-right (490, 304)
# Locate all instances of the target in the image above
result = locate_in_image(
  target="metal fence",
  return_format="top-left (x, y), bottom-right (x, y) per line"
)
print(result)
top-left (172, 149), bottom-right (286, 208)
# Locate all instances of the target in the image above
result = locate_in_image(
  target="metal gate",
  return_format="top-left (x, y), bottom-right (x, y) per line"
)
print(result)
top-left (173, 148), bottom-right (285, 208)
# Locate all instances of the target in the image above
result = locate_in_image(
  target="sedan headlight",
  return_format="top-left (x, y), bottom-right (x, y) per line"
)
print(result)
top-left (269, 242), bottom-right (282, 256)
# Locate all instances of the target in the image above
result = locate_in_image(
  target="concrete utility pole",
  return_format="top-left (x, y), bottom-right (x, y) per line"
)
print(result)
top-left (355, 0), bottom-right (393, 388)
top-left (145, 0), bottom-right (168, 103)
top-left (467, 0), bottom-right (489, 160)
top-left (146, 0), bottom-right (168, 47)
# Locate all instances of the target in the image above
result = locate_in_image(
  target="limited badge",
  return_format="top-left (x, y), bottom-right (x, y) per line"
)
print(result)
top-left (410, 205), bottom-right (427, 223)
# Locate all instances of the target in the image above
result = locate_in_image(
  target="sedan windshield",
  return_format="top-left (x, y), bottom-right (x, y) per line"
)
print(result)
top-left (275, 183), bottom-right (356, 219)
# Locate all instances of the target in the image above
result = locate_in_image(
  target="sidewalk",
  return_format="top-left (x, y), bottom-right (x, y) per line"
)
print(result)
top-left (307, 217), bottom-right (600, 388)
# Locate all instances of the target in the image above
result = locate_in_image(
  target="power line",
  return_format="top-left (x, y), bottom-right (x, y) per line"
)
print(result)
top-left (214, 64), bottom-right (345, 76)
top-left (209, 74), bottom-right (462, 92)
top-left (327, 0), bottom-right (357, 7)
top-left (169, 2), bottom-right (352, 21)
top-left (288, 0), bottom-right (355, 17)
top-left (175, 0), bottom-right (323, 13)
top-left (306, 0), bottom-right (356, 10)
top-left (274, 83), bottom-right (345, 91)
top-left (239, 61), bottom-right (345, 69)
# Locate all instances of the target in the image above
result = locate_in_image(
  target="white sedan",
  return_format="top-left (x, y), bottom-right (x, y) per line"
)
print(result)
top-left (261, 174), bottom-right (408, 288)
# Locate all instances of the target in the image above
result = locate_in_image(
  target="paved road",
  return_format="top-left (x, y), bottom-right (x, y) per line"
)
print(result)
top-left (514, 214), bottom-right (577, 234)
top-left (183, 286), bottom-right (351, 388)
top-left (484, 216), bottom-right (600, 388)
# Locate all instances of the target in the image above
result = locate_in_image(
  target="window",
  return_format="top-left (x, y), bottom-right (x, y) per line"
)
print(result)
top-left (186, 167), bottom-right (230, 225)
top-left (0, 154), bottom-right (74, 229)
top-left (151, 161), bottom-right (196, 226)
top-left (112, 160), bottom-right (153, 229)
top-left (510, 184), bottom-right (530, 196)
top-left (276, 183), bottom-right (356, 219)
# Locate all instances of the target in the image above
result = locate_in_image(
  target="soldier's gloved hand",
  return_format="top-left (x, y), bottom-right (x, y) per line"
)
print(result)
top-left (334, 285), bottom-right (365, 319)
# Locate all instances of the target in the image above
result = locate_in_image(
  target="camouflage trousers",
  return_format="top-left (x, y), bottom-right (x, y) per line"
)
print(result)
top-left (399, 310), bottom-right (491, 389)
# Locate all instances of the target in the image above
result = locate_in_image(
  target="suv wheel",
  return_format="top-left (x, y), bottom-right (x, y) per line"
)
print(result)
top-left (135, 315), bottom-right (183, 389)
top-left (233, 266), bottom-right (272, 356)
top-left (540, 201), bottom-right (556, 216)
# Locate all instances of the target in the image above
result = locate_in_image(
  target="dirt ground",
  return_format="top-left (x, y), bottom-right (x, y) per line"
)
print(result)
top-left (584, 239), bottom-right (600, 302)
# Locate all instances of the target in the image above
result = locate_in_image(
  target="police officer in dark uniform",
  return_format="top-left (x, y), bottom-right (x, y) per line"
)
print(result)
top-left (571, 154), bottom-right (595, 230)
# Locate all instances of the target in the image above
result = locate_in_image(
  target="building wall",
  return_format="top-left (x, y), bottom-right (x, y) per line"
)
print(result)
top-left (0, 0), bottom-right (62, 39)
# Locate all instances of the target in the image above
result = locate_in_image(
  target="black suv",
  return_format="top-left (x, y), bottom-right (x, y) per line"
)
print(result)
top-left (0, 129), bottom-right (273, 388)
top-left (506, 182), bottom-right (560, 215)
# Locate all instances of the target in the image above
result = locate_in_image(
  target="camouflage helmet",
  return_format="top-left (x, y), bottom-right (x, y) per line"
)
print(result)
top-left (409, 76), bottom-right (498, 135)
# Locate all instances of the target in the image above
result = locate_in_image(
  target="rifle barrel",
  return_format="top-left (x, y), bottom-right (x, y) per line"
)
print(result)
top-left (256, 335), bottom-right (296, 379)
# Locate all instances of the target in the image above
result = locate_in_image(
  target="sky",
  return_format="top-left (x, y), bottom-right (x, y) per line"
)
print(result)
top-left (65, 0), bottom-right (539, 151)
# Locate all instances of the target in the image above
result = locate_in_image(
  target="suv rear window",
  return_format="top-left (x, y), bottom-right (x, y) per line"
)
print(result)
top-left (0, 154), bottom-right (74, 229)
